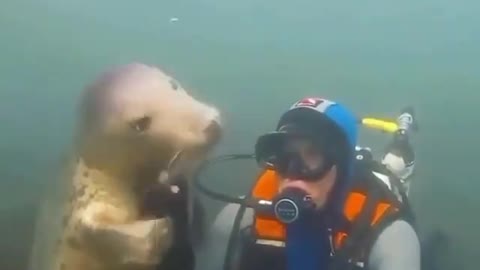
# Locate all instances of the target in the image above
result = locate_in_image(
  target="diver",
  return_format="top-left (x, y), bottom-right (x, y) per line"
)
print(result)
top-left (231, 97), bottom-right (421, 270)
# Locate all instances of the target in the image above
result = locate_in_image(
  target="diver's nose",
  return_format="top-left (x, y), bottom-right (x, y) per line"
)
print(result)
top-left (204, 119), bottom-right (222, 145)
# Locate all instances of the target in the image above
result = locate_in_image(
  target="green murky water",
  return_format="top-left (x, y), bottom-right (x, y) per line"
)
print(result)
top-left (1, 0), bottom-right (479, 269)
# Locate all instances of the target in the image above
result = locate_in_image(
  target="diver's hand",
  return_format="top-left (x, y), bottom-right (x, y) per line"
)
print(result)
top-left (141, 183), bottom-right (181, 218)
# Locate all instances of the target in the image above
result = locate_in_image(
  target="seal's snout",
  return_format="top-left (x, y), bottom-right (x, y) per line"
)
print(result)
top-left (204, 119), bottom-right (222, 146)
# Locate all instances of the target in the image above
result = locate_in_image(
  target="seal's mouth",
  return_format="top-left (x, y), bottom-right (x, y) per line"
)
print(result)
top-left (138, 118), bottom-right (222, 219)
top-left (156, 119), bottom-right (221, 186)
top-left (203, 119), bottom-right (222, 148)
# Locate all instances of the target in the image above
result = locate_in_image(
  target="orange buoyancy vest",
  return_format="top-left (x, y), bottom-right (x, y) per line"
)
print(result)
top-left (251, 169), bottom-right (399, 251)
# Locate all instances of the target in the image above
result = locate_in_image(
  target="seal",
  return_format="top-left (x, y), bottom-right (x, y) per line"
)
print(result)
top-left (28, 63), bottom-right (222, 270)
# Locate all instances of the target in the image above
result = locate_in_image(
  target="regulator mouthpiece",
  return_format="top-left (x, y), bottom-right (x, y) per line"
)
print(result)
top-left (273, 187), bottom-right (316, 224)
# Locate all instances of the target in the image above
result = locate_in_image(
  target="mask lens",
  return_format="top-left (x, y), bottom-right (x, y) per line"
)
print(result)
top-left (274, 135), bottom-right (328, 180)
top-left (283, 137), bottom-right (324, 171)
top-left (255, 133), bottom-right (286, 168)
top-left (255, 132), bottom-right (332, 180)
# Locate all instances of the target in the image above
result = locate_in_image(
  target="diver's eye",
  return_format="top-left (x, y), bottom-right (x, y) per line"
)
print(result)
top-left (129, 116), bottom-right (152, 132)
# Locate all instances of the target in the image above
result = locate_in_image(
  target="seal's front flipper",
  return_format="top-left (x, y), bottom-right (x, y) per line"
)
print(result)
top-left (78, 204), bottom-right (174, 267)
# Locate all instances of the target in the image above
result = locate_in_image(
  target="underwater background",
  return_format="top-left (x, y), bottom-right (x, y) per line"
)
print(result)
top-left (1, 0), bottom-right (479, 269)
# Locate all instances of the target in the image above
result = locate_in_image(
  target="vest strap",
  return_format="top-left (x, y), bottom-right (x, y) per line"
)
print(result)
top-left (329, 171), bottom-right (384, 270)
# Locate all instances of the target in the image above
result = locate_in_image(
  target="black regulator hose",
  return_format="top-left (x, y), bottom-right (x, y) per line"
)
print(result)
top-left (193, 154), bottom-right (255, 205)
top-left (193, 154), bottom-right (258, 270)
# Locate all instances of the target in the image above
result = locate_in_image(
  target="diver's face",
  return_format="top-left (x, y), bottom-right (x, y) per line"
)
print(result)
top-left (279, 166), bottom-right (337, 209)
top-left (277, 138), bottom-right (337, 209)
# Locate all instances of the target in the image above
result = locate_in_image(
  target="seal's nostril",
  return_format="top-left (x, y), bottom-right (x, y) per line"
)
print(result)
top-left (204, 120), bottom-right (221, 145)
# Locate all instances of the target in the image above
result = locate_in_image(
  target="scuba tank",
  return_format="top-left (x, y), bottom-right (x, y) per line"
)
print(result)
top-left (381, 106), bottom-right (418, 195)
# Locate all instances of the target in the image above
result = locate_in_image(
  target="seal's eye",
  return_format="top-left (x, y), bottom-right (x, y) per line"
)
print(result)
top-left (169, 80), bottom-right (179, 91)
top-left (129, 116), bottom-right (152, 132)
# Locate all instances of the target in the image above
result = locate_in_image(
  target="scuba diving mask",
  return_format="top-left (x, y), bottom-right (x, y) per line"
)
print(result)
top-left (255, 128), bottom-right (335, 182)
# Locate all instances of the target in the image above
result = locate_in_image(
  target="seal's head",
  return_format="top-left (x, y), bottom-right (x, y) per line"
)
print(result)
top-left (76, 62), bottom-right (221, 187)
